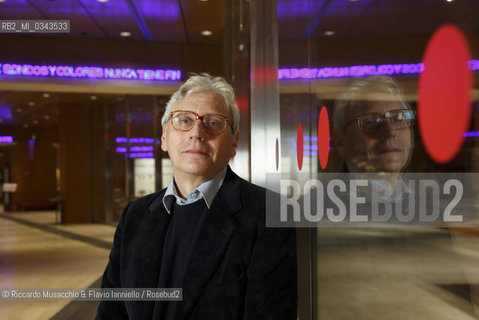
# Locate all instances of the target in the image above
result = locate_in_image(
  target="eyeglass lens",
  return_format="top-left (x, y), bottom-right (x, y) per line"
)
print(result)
top-left (359, 110), bottom-right (415, 132)
top-left (172, 111), bottom-right (227, 134)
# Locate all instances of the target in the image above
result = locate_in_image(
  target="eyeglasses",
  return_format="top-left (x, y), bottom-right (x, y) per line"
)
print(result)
top-left (169, 110), bottom-right (231, 135)
top-left (346, 109), bottom-right (416, 133)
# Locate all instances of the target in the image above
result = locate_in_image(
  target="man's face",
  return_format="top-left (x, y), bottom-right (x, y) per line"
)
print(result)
top-left (161, 91), bottom-right (239, 181)
top-left (336, 92), bottom-right (414, 172)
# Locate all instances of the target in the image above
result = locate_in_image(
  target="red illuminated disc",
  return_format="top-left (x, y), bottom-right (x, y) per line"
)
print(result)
top-left (318, 106), bottom-right (330, 170)
top-left (418, 24), bottom-right (472, 163)
top-left (296, 123), bottom-right (303, 171)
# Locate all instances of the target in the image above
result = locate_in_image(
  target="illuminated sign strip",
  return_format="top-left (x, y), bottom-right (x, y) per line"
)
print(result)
top-left (0, 63), bottom-right (181, 82)
top-left (279, 59), bottom-right (479, 80)
top-left (0, 136), bottom-right (13, 143)
top-left (2, 59), bottom-right (477, 82)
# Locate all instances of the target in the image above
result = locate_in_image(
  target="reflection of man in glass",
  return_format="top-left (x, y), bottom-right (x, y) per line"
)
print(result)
top-left (333, 75), bottom-right (415, 174)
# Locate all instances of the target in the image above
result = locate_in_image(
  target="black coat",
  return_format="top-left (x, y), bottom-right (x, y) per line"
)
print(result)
top-left (96, 167), bottom-right (298, 319)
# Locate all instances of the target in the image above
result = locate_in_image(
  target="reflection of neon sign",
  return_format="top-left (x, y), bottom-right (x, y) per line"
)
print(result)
top-left (279, 59), bottom-right (479, 80)
top-left (287, 136), bottom-right (331, 157)
top-left (0, 63), bottom-right (181, 82)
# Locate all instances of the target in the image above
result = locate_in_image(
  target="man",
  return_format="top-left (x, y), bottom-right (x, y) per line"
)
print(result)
top-left (333, 75), bottom-right (415, 175)
top-left (327, 75), bottom-right (417, 227)
top-left (96, 74), bottom-right (297, 319)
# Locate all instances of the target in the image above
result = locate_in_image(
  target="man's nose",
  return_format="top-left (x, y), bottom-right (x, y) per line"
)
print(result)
top-left (377, 119), bottom-right (397, 138)
top-left (188, 119), bottom-right (207, 139)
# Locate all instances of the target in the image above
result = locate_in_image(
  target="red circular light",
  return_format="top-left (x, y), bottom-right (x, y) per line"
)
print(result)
top-left (418, 24), bottom-right (473, 163)
top-left (318, 106), bottom-right (330, 170)
top-left (296, 123), bottom-right (303, 171)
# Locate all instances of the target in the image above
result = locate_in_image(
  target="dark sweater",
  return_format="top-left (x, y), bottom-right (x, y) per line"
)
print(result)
top-left (156, 199), bottom-right (209, 319)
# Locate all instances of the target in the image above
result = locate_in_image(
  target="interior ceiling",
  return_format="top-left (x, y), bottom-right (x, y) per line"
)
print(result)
top-left (0, 0), bottom-right (478, 129)
top-left (0, 0), bottom-right (477, 43)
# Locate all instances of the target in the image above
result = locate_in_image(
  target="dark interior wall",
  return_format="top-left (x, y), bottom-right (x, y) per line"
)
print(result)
top-left (6, 126), bottom-right (58, 210)
top-left (58, 102), bottom-right (92, 223)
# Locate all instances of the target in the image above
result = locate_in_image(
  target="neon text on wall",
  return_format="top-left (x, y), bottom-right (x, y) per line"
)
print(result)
top-left (115, 136), bottom-right (159, 158)
top-left (0, 63), bottom-right (181, 82)
top-left (279, 59), bottom-right (479, 80)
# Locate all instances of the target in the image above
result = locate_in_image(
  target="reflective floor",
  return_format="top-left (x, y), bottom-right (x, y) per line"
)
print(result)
top-left (1, 212), bottom-right (479, 319)
top-left (0, 211), bottom-right (114, 320)
top-left (318, 227), bottom-right (479, 319)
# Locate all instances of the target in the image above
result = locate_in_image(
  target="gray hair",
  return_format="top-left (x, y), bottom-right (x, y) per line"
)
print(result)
top-left (161, 73), bottom-right (240, 133)
top-left (333, 76), bottom-right (409, 132)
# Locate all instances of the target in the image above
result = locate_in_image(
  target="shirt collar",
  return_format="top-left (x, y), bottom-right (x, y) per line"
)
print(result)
top-left (162, 166), bottom-right (228, 214)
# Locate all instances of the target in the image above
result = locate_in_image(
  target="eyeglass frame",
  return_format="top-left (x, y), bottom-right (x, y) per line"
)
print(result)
top-left (168, 110), bottom-right (233, 135)
top-left (345, 109), bottom-right (416, 133)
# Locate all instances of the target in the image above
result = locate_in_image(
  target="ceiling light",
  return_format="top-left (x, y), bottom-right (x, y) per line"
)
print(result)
top-left (44, 115), bottom-right (50, 120)
top-left (43, 93), bottom-right (50, 98)
top-left (201, 30), bottom-right (212, 36)
top-left (446, 0), bottom-right (453, 2)
top-left (97, 0), bottom-right (109, 2)
top-left (324, 30), bottom-right (335, 36)
top-left (16, 108), bottom-right (22, 112)
top-left (23, 124), bottom-right (29, 128)
top-left (90, 96), bottom-right (97, 100)
top-left (28, 101), bottom-right (35, 106)
top-left (0, 0), bottom-right (6, 3)
top-left (33, 120), bottom-right (38, 125)
top-left (348, 0), bottom-right (359, 2)
top-left (120, 31), bottom-right (131, 37)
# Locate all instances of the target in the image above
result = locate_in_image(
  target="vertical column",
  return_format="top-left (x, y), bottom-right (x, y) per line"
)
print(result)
top-left (249, 0), bottom-right (281, 186)
top-left (249, 1), bottom-right (313, 319)
top-left (224, 0), bottom-right (251, 181)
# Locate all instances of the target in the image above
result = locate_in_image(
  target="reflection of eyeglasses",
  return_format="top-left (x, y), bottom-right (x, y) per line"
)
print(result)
top-left (169, 110), bottom-right (231, 135)
top-left (346, 109), bottom-right (416, 133)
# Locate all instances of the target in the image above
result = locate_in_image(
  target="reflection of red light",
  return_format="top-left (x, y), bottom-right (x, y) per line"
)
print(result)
top-left (418, 24), bottom-right (472, 163)
top-left (318, 106), bottom-right (330, 170)
top-left (275, 138), bottom-right (279, 171)
top-left (236, 97), bottom-right (248, 110)
top-left (251, 67), bottom-right (278, 82)
top-left (297, 123), bottom-right (303, 171)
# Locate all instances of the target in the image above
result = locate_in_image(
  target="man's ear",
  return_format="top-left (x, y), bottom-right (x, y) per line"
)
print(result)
top-left (161, 124), bottom-right (168, 152)
top-left (231, 130), bottom-right (240, 158)
top-left (332, 128), bottom-right (345, 158)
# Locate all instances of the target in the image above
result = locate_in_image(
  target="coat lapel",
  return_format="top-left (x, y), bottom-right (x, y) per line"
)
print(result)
top-left (174, 168), bottom-right (242, 319)
top-left (136, 192), bottom-right (171, 287)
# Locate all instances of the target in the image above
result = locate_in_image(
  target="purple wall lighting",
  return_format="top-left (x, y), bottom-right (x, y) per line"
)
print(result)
top-left (0, 136), bottom-right (13, 143)
top-left (0, 104), bottom-right (12, 121)
top-left (115, 137), bottom-right (157, 158)
top-left (0, 62), bottom-right (181, 82)
top-left (115, 137), bottom-right (158, 144)
top-left (463, 131), bottom-right (479, 138)
top-left (279, 59), bottom-right (479, 80)
top-left (28, 136), bottom-right (35, 162)
top-left (127, 152), bottom-right (154, 158)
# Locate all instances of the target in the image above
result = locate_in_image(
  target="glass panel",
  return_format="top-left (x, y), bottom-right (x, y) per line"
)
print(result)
top-left (278, 0), bottom-right (479, 318)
